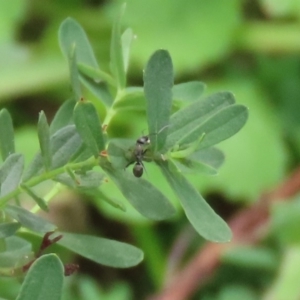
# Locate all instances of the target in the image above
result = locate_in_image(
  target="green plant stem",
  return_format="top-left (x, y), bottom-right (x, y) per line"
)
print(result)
top-left (30, 183), bottom-right (62, 214)
top-left (103, 89), bottom-right (125, 126)
top-left (0, 156), bottom-right (99, 208)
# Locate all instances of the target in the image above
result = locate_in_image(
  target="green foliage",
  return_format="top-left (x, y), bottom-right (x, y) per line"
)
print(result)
top-left (144, 50), bottom-right (173, 151)
top-left (16, 254), bottom-right (64, 300)
top-left (160, 160), bottom-right (232, 242)
top-left (0, 6), bottom-right (248, 299)
top-left (58, 232), bottom-right (143, 268)
top-left (0, 109), bottom-right (15, 161)
top-left (73, 100), bottom-right (105, 156)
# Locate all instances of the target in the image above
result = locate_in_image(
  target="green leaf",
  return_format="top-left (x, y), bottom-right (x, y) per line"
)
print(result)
top-left (164, 91), bottom-right (235, 151)
top-left (170, 135), bottom-right (204, 159)
top-left (58, 232), bottom-right (143, 268)
top-left (23, 125), bottom-right (82, 181)
top-left (110, 3), bottom-right (126, 90)
top-left (173, 158), bottom-right (219, 176)
top-left (114, 87), bottom-right (145, 112)
top-left (20, 184), bottom-right (48, 212)
top-left (107, 139), bottom-right (134, 169)
top-left (73, 100), bottom-right (105, 157)
top-left (121, 28), bottom-right (134, 73)
top-left (22, 153), bottom-right (43, 182)
top-left (16, 254), bottom-right (64, 300)
top-left (51, 125), bottom-right (83, 169)
top-left (174, 147), bottom-right (225, 175)
top-left (173, 81), bottom-right (206, 102)
top-left (0, 222), bottom-right (21, 238)
top-left (78, 63), bottom-right (116, 87)
top-left (0, 153), bottom-right (24, 197)
top-left (59, 17), bottom-right (98, 68)
top-left (5, 204), bottom-right (56, 233)
top-left (0, 236), bottom-right (32, 269)
top-left (86, 188), bottom-right (126, 211)
top-left (101, 160), bottom-right (176, 220)
top-left (190, 147), bottom-right (225, 170)
top-left (144, 50), bottom-right (173, 151)
top-left (0, 109), bottom-right (15, 161)
top-left (68, 45), bottom-right (81, 101)
top-left (55, 170), bottom-right (104, 190)
top-left (79, 74), bottom-right (113, 107)
top-left (159, 160), bottom-right (231, 242)
top-left (183, 104), bottom-right (249, 150)
top-left (37, 111), bottom-right (51, 171)
top-left (71, 144), bottom-right (94, 163)
top-left (50, 99), bottom-right (75, 135)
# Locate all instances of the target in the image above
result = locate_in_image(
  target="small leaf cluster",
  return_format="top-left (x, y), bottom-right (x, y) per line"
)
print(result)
top-left (0, 5), bottom-right (248, 298)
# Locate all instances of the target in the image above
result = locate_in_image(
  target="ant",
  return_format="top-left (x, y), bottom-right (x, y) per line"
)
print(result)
top-left (125, 125), bottom-right (169, 178)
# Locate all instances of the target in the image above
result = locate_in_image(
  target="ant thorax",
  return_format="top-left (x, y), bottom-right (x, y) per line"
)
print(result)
top-left (125, 125), bottom-right (169, 178)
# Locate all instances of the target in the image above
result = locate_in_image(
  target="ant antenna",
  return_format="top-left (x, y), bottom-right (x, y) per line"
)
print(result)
top-left (148, 124), bottom-right (171, 138)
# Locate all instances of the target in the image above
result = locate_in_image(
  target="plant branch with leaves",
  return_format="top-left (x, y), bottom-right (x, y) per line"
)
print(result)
top-left (0, 5), bottom-right (248, 299)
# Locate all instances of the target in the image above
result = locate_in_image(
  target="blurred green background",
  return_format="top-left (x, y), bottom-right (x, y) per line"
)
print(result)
top-left (2, 0), bottom-right (300, 299)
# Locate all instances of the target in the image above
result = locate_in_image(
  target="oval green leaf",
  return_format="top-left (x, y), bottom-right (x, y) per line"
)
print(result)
top-left (0, 153), bottom-right (24, 197)
top-left (183, 104), bottom-right (249, 149)
top-left (144, 50), bottom-right (173, 151)
top-left (38, 111), bottom-right (51, 171)
top-left (173, 158), bottom-right (219, 176)
top-left (58, 232), bottom-right (143, 268)
top-left (164, 91), bottom-right (235, 151)
top-left (51, 125), bottom-right (83, 169)
top-left (55, 170), bottom-right (104, 190)
top-left (68, 45), bottom-right (81, 101)
top-left (16, 254), bottom-right (64, 300)
top-left (23, 125), bottom-right (82, 181)
top-left (121, 28), bottom-right (134, 73)
top-left (20, 184), bottom-right (48, 212)
top-left (0, 222), bottom-right (21, 238)
top-left (22, 153), bottom-right (43, 182)
top-left (59, 17), bottom-right (98, 69)
top-left (78, 63), bottom-right (116, 87)
top-left (159, 160), bottom-right (232, 242)
top-left (114, 87), bottom-right (145, 112)
top-left (0, 109), bottom-right (15, 161)
top-left (110, 3), bottom-right (126, 90)
top-left (173, 81), bottom-right (206, 102)
top-left (107, 139), bottom-right (135, 169)
top-left (174, 147), bottom-right (225, 174)
top-left (0, 236), bottom-right (32, 268)
top-left (50, 98), bottom-right (76, 135)
top-left (79, 75), bottom-right (113, 107)
top-left (73, 100), bottom-right (105, 157)
top-left (101, 160), bottom-right (176, 220)
top-left (5, 204), bottom-right (56, 233)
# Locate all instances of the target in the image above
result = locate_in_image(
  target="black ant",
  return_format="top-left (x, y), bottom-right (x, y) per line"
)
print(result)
top-left (125, 125), bottom-right (169, 178)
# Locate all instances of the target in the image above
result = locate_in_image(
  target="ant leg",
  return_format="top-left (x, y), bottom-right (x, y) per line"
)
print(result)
top-left (125, 160), bottom-right (134, 170)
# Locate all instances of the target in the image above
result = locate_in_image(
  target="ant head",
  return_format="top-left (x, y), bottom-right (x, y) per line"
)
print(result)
top-left (136, 135), bottom-right (150, 145)
top-left (138, 125), bottom-right (170, 145)
top-left (133, 162), bottom-right (144, 177)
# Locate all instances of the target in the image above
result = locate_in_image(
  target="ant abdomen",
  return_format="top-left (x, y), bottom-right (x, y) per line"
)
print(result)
top-left (133, 162), bottom-right (144, 178)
